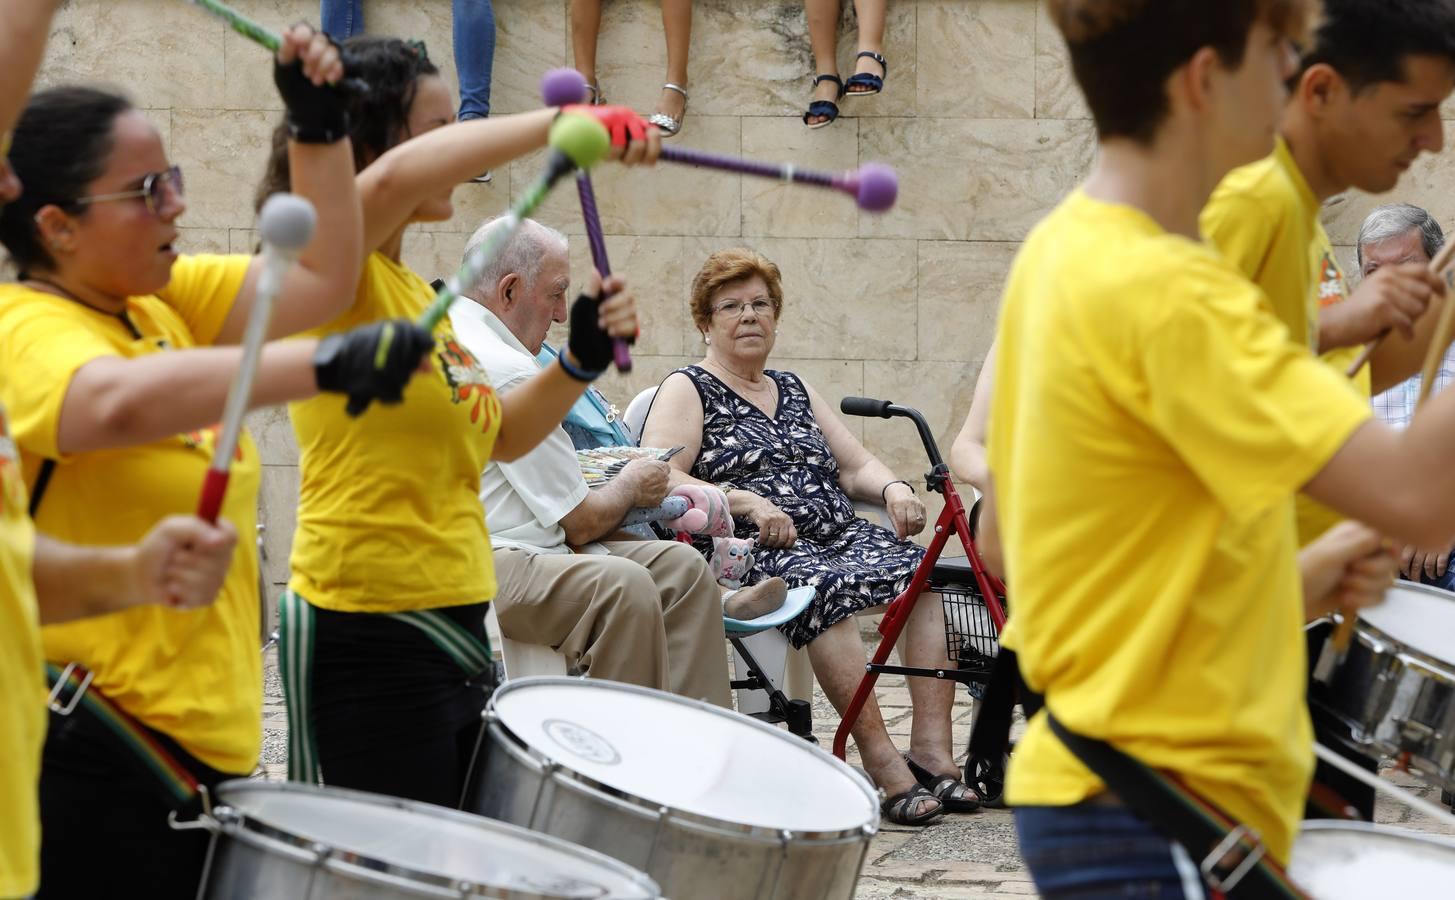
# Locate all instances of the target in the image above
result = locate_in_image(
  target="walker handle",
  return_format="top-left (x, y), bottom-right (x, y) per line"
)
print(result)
top-left (840, 396), bottom-right (894, 418)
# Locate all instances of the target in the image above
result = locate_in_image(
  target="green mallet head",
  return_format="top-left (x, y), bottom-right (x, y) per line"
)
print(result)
top-left (549, 113), bottom-right (611, 170)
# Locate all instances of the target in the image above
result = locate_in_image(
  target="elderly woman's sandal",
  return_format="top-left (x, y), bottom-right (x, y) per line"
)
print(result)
top-left (903, 754), bottom-right (982, 813)
top-left (879, 784), bottom-right (945, 826)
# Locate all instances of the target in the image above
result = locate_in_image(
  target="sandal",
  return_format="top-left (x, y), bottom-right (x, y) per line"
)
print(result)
top-left (904, 754), bottom-right (981, 813)
top-left (802, 73), bottom-right (845, 130)
top-left (648, 82), bottom-right (688, 137)
top-left (845, 50), bottom-right (887, 97)
top-left (586, 81), bottom-right (605, 105)
top-left (880, 783), bottom-right (945, 826)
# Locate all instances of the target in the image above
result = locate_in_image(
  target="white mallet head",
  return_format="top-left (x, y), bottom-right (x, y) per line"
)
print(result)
top-left (258, 193), bottom-right (318, 254)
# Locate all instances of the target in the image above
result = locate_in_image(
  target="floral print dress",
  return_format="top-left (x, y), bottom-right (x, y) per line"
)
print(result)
top-left (677, 365), bottom-right (925, 648)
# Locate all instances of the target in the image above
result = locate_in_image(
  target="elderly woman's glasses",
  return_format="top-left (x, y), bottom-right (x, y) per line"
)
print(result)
top-left (712, 298), bottom-right (775, 319)
top-left (73, 166), bottom-right (184, 216)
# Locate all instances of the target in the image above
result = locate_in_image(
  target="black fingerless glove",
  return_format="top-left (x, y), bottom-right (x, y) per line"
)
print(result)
top-left (314, 319), bottom-right (436, 417)
top-left (274, 47), bottom-right (349, 143)
top-left (565, 291), bottom-right (619, 377)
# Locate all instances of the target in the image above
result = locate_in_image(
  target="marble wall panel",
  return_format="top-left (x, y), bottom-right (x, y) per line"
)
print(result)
top-left (1321, 148), bottom-right (1455, 246)
top-left (916, 241), bottom-right (1016, 363)
top-left (862, 358), bottom-right (979, 499)
top-left (917, 0), bottom-right (1035, 120)
top-left (551, 234), bottom-right (689, 357)
top-left (1033, 0), bottom-right (1089, 120)
top-left (170, 109), bottom-right (279, 230)
top-left (740, 116), bottom-right (861, 239)
top-left (246, 406), bottom-right (300, 468)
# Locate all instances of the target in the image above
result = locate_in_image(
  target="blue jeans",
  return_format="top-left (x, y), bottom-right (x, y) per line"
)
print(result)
top-left (320, 0), bottom-right (495, 120)
top-left (1015, 804), bottom-right (1207, 899)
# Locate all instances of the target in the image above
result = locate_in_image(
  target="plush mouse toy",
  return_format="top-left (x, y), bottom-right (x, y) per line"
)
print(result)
top-left (661, 484), bottom-right (733, 537)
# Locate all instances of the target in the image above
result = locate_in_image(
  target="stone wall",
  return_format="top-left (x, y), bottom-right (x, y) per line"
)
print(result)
top-left (46, 1), bottom-right (1445, 606)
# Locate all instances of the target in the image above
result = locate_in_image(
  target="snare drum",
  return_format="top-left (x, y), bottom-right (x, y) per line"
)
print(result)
top-left (1289, 821), bottom-right (1455, 898)
top-left (1320, 582), bottom-right (1455, 791)
top-left (469, 678), bottom-right (880, 900)
top-left (184, 780), bottom-right (660, 899)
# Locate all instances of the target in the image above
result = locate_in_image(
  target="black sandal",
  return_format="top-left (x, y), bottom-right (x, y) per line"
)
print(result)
top-left (845, 51), bottom-right (887, 96)
top-left (880, 783), bottom-right (945, 826)
top-left (904, 754), bottom-right (981, 813)
top-left (802, 73), bottom-right (845, 129)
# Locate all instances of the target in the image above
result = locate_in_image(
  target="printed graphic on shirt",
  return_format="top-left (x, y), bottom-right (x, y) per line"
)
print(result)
top-left (182, 424), bottom-right (244, 462)
top-left (438, 332), bottom-right (500, 431)
top-left (1317, 250), bottom-right (1348, 309)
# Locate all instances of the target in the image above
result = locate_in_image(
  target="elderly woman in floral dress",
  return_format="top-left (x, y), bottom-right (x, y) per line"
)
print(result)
top-left (641, 248), bottom-right (977, 826)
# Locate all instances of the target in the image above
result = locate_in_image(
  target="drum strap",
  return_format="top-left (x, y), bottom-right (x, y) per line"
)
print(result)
top-left (43, 663), bottom-right (202, 810)
top-left (277, 592), bottom-right (496, 784)
top-left (1046, 712), bottom-right (1308, 900)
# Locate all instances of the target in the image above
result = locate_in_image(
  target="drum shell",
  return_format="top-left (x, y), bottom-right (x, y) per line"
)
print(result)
top-left (471, 683), bottom-right (877, 900)
top-left (1318, 590), bottom-right (1455, 791)
top-left (1289, 820), bottom-right (1455, 899)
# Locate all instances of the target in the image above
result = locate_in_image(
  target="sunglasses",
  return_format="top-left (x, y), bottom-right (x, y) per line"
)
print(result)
top-left (72, 165), bottom-right (184, 216)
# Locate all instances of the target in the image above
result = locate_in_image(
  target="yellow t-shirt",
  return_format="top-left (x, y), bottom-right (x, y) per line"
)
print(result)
top-left (288, 252), bottom-right (501, 613)
top-left (989, 190), bottom-right (1372, 864)
top-left (1202, 137), bottom-right (1369, 543)
top-left (0, 404), bottom-right (43, 899)
top-left (0, 255), bottom-right (263, 774)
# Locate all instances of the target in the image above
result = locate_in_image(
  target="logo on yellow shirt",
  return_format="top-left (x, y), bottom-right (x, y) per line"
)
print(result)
top-left (438, 335), bottom-right (499, 432)
top-left (181, 424), bottom-right (244, 462)
top-left (1317, 250), bottom-right (1348, 309)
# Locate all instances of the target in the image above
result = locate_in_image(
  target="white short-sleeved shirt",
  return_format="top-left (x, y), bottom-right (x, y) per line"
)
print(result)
top-left (449, 302), bottom-right (589, 555)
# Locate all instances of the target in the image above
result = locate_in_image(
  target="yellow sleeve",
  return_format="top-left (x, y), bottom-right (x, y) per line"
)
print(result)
top-left (1135, 266), bottom-right (1371, 519)
top-left (155, 254), bottom-right (253, 347)
top-left (1201, 187), bottom-right (1282, 284)
top-left (0, 305), bottom-right (120, 460)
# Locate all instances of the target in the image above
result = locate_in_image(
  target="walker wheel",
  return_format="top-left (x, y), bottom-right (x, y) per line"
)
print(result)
top-left (966, 754), bottom-right (1007, 808)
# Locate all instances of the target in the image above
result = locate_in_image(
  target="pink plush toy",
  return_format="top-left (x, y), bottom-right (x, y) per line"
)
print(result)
top-left (661, 484), bottom-right (733, 537)
top-left (711, 536), bottom-right (756, 590)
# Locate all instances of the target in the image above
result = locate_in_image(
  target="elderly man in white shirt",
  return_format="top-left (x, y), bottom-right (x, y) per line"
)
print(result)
top-left (448, 215), bottom-right (737, 705)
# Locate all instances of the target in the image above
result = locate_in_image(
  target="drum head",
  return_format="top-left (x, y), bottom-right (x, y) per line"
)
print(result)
top-left (215, 781), bottom-right (658, 898)
top-left (1359, 582), bottom-right (1455, 663)
top-left (491, 679), bottom-right (878, 834)
top-left (1290, 821), bottom-right (1455, 899)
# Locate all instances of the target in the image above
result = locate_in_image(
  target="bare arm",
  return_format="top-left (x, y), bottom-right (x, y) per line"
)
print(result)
top-left (215, 26), bottom-right (364, 344)
top-left (56, 341), bottom-right (319, 454)
top-left (0, 1), bottom-right (60, 137)
top-left (32, 516), bottom-right (238, 624)
top-left (559, 460), bottom-right (669, 545)
top-left (950, 342), bottom-right (996, 491)
top-left (802, 380), bottom-right (898, 502)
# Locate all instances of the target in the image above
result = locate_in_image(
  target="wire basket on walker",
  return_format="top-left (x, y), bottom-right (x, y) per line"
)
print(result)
top-left (832, 396), bottom-right (1011, 803)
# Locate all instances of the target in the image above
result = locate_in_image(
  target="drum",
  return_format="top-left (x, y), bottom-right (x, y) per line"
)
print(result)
top-left (1289, 821), bottom-right (1455, 898)
top-left (185, 780), bottom-right (660, 899)
top-left (469, 678), bottom-right (880, 900)
top-left (1319, 582), bottom-right (1455, 791)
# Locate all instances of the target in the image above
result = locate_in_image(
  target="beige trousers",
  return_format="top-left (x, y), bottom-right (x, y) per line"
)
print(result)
top-left (492, 541), bottom-right (731, 707)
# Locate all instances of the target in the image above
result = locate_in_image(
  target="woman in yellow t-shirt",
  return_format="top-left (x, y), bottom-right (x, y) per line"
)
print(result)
top-left (254, 36), bottom-right (653, 807)
top-left (0, 28), bottom-right (440, 900)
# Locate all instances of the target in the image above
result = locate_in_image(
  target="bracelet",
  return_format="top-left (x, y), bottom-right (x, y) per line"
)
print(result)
top-left (880, 480), bottom-right (914, 503)
top-left (557, 351), bottom-right (603, 383)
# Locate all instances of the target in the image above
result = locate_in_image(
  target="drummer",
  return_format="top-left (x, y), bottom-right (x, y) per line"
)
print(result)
top-left (256, 37), bottom-right (657, 809)
top-left (985, 0), bottom-right (1455, 893)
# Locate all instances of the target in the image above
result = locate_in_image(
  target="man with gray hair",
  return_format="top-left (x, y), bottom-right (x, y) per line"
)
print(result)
top-left (447, 216), bottom-right (767, 707)
top-left (1361, 203), bottom-right (1455, 591)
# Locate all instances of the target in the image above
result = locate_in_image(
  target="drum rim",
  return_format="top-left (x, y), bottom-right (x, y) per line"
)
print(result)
top-left (486, 677), bottom-right (881, 842)
top-left (210, 779), bottom-right (662, 898)
top-left (1295, 819), bottom-right (1455, 853)
top-left (1353, 582), bottom-right (1455, 668)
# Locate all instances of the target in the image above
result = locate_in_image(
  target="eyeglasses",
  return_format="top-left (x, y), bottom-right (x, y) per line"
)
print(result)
top-left (73, 166), bottom-right (184, 216)
top-left (712, 298), bottom-right (775, 319)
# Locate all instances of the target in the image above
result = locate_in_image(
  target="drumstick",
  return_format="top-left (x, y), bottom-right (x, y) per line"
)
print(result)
top-left (540, 70), bottom-right (633, 372)
top-left (1345, 238), bottom-right (1455, 378)
top-left (416, 112), bottom-right (610, 331)
top-left (1312, 744), bottom-right (1455, 828)
top-left (180, 0), bottom-right (369, 94)
top-left (196, 195), bottom-right (317, 526)
top-left (1317, 241), bottom-right (1455, 680)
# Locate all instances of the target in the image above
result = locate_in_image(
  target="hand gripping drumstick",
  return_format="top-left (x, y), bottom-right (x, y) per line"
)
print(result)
top-left (1344, 238), bottom-right (1455, 378)
top-left (1316, 240), bottom-right (1455, 680)
top-left (541, 68), bottom-right (899, 213)
top-left (196, 194), bottom-right (317, 523)
top-left (416, 112), bottom-right (611, 332)
top-left (542, 69), bottom-right (634, 372)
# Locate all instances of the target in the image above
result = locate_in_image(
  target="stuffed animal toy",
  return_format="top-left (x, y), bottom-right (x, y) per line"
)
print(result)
top-left (711, 536), bottom-right (756, 589)
top-left (661, 483), bottom-right (733, 537)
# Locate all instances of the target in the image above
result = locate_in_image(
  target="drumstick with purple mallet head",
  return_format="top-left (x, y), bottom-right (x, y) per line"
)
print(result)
top-left (541, 68), bottom-right (634, 373)
top-left (196, 194), bottom-right (317, 530)
top-left (541, 68), bottom-right (899, 213)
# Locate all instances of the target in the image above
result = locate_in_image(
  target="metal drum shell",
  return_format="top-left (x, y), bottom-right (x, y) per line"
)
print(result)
top-left (194, 780), bottom-right (662, 900)
top-left (1321, 584), bottom-right (1455, 791)
top-left (471, 678), bottom-right (879, 900)
top-left (1289, 820), bottom-right (1455, 899)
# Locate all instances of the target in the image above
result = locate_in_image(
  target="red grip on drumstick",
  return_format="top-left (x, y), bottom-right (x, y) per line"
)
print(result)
top-left (196, 467), bottom-right (229, 525)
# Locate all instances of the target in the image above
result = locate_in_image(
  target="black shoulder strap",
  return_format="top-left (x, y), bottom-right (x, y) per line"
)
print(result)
top-left (28, 458), bottom-right (56, 519)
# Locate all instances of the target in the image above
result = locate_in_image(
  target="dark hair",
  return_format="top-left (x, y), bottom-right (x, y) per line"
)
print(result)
top-left (0, 86), bottom-right (133, 274)
top-left (1049, 0), bottom-right (1314, 144)
top-left (1300, 0), bottom-right (1455, 94)
top-left (255, 35), bottom-right (439, 211)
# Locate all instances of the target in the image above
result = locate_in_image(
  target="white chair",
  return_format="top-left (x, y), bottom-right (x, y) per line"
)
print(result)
top-left (485, 601), bottom-right (567, 680)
